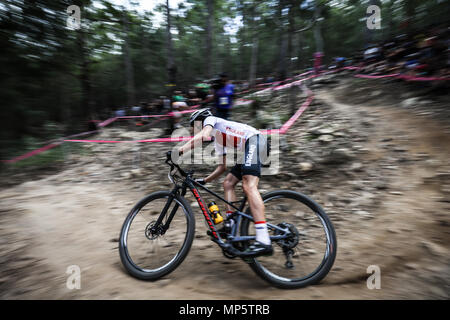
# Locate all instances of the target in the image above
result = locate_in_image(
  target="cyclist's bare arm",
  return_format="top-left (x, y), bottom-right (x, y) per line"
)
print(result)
top-left (178, 126), bottom-right (227, 183)
top-left (178, 125), bottom-right (213, 155)
top-left (205, 155), bottom-right (227, 183)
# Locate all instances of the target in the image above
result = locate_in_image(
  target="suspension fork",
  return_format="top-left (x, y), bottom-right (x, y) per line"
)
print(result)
top-left (157, 184), bottom-right (188, 234)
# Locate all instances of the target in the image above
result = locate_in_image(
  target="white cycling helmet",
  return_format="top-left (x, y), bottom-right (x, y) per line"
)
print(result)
top-left (189, 108), bottom-right (213, 127)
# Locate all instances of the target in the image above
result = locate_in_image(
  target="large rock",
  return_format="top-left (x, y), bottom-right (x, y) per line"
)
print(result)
top-left (401, 97), bottom-right (419, 108)
top-left (318, 127), bottom-right (335, 135)
top-left (421, 241), bottom-right (448, 257)
top-left (299, 162), bottom-right (313, 172)
top-left (321, 148), bottom-right (355, 165)
top-left (318, 134), bottom-right (334, 143)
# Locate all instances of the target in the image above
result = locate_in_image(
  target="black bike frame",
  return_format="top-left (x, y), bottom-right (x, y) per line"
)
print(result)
top-left (157, 171), bottom-right (289, 247)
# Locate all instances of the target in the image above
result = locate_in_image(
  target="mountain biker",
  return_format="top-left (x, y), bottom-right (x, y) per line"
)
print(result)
top-left (176, 108), bottom-right (272, 256)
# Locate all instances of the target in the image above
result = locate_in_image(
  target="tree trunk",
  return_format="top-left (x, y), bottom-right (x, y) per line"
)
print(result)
top-left (166, 0), bottom-right (176, 87)
top-left (239, 30), bottom-right (246, 80)
top-left (206, 0), bottom-right (214, 78)
top-left (165, 0), bottom-right (176, 133)
top-left (248, 3), bottom-right (258, 86)
top-left (239, 2), bottom-right (248, 80)
top-left (365, 0), bottom-right (381, 46)
top-left (297, 32), bottom-right (303, 70)
top-left (122, 11), bottom-right (136, 107)
top-left (313, 0), bottom-right (324, 54)
top-left (404, 0), bottom-right (417, 35)
top-left (224, 37), bottom-right (234, 78)
top-left (277, 0), bottom-right (287, 81)
top-left (287, 1), bottom-right (296, 77)
top-left (76, 28), bottom-right (93, 120)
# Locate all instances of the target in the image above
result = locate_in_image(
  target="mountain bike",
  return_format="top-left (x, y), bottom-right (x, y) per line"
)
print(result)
top-left (119, 152), bottom-right (337, 289)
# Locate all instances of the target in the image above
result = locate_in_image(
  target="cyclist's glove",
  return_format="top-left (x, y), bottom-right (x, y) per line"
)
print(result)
top-left (166, 150), bottom-right (173, 161)
top-left (195, 178), bottom-right (206, 185)
top-left (167, 150), bottom-right (182, 163)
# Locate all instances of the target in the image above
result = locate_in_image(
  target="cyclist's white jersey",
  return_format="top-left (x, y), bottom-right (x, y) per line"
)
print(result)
top-left (203, 116), bottom-right (260, 156)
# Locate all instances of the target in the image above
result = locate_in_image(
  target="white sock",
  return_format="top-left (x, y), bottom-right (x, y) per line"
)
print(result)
top-left (255, 221), bottom-right (271, 245)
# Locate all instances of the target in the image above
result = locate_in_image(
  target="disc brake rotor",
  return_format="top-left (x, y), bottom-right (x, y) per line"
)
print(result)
top-left (145, 221), bottom-right (163, 240)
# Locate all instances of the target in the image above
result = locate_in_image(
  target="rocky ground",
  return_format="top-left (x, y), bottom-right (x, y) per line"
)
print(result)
top-left (0, 74), bottom-right (449, 299)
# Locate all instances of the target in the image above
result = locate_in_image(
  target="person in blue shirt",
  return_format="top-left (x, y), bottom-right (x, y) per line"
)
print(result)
top-left (203, 73), bottom-right (235, 120)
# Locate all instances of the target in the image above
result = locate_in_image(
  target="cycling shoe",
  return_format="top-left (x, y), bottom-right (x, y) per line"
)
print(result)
top-left (241, 241), bottom-right (273, 257)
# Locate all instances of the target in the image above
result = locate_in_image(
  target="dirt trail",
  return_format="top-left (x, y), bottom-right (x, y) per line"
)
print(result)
top-left (1, 79), bottom-right (449, 299)
top-left (314, 88), bottom-right (450, 297)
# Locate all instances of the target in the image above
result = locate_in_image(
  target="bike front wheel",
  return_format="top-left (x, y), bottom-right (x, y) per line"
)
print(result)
top-left (240, 190), bottom-right (337, 289)
top-left (119, 191), bottom-right (195, 280)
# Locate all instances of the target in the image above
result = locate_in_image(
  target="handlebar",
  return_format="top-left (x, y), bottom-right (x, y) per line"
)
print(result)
top-left (165, 151), bottom-right (190, 180)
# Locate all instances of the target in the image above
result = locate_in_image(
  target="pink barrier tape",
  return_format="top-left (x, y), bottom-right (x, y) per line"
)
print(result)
top-left (337, 65), bottom-right (449, 81)
top-left (235, 98), bottom-right (254, 106)
top-left (42, 129), bottom-right (100, 145)
top-left (62, 130), bottom-right (100, 140)
top-left (11, 64), bottom-right (447, 163)
top-left (270, 74), bottom-right (318, 92)
top-left (236, 71), bottom-right (314, 96)
top-left (96, 104), bottom-right (203, 126)
top-left (98, 117), bottom-right (118, 127)
top-left (64, 136), bottom-right (213, 143)
top-left (1, 143), bottom-right (61, 164)
top-left (342, 66), bottom-right (362, 70)
top-left (353, 72), bottom-right (450, 81)
top-left (237, 98), bottom-right (254, 103)
top-left (296, 71), bottom-right (314, 78)
top-left (260, 129), bottom-right (281, 135)
top-left (279, 95), bottom-right (314, 134)
top-left (3, 76), bottom-right (318, 162)
top-left (255, 82), bottom-right (275, 88)
top-left (117, 105), bottom-right (202, 119)
top-left (64, 91), bottom-right (315, 144)
top-left (354, 73), bottom-right (400, 79)
top-left (117, 115), bottom-right (169, 119)
top-left (397, 74), bottom-right (450, 81)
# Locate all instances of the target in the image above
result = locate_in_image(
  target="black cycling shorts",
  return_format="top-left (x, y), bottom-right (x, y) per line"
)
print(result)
top-left (230, 134), bottom-right (268, 180)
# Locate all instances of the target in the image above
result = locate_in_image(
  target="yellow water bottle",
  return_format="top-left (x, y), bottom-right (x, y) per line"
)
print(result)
top-left (208, 201), bottom-right (224, 224)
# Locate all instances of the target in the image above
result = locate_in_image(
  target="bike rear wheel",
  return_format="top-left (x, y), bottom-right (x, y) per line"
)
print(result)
top-left (119, 191), bottom-right (195, 280)
top-left (240, 190), bottom-right (337, 289)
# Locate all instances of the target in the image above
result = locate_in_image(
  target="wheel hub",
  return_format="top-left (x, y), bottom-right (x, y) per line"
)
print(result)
top-left (275, 222), bottom-right (299, 249)
top-left (145, 221), bottom-right (164, 240)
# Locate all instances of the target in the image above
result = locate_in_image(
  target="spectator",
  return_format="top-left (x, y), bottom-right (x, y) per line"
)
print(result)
top-left (203, 73), bottom-right (235, 120)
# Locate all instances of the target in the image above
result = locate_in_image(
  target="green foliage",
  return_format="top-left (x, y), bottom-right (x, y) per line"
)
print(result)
top-left (1, 0), bottom-right (446, 161)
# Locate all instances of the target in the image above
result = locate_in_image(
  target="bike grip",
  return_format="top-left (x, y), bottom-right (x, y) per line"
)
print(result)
top-left (195, 178), bottom-right (206, 185)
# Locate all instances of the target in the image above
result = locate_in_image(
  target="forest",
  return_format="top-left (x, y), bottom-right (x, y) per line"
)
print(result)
top-left (0, 0), bottom-right (449, 160)
top-left (1, 0), bottom-right (450, 301)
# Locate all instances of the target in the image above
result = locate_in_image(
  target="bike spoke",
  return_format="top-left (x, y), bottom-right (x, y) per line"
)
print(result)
top-left (123, 195), bottom-right (190, 273)
top-left (241, 191), bottom-right (336, 287)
